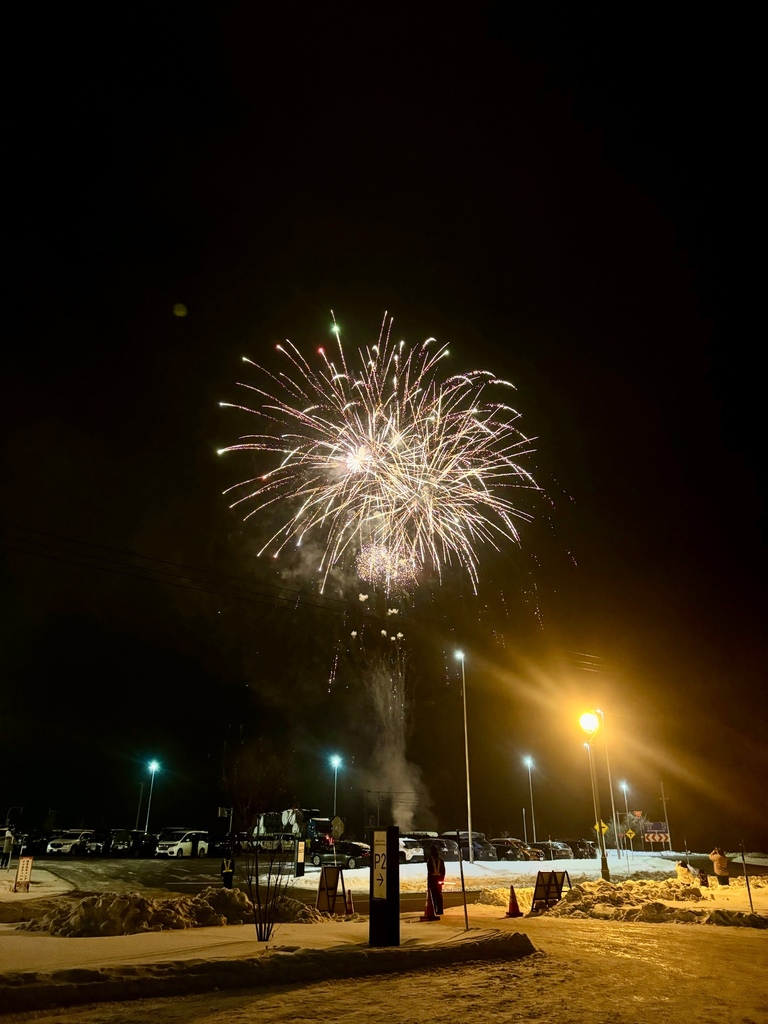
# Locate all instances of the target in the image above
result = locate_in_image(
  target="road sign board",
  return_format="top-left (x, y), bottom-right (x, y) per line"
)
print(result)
top-left (331, 816), bottom-right (344, 839)
top-left (625, 828), bottom-right (636, 840)
top-left (593, 821), bottom-right (609, 834)
top-left (14, 856), bottom-right (33, 893)
top-left (372, 832), bottom-right (387, 900)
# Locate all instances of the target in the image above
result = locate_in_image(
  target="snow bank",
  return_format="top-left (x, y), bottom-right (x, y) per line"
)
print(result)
top-left (474, 876), bottom-right (768, 929)
top-left (16, 888), bottom-right (347, 938)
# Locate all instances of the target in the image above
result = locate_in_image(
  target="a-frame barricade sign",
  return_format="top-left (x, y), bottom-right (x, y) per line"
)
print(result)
top-left (316, 865), bottom-right (346, 914)
top-left (531, 870), bottom-right (571, 913)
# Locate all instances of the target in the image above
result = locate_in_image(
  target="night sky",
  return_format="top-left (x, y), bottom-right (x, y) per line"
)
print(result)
top-left (3, 7), bottom-right (765, 852)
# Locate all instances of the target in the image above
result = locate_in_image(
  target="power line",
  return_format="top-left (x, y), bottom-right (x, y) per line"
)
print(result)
top-left (0, 523), bottom-right (378, 622)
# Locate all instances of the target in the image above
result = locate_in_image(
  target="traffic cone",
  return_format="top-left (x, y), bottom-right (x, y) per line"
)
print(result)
top-left (345, 888), bottom-right (354, 914)
top-left (505, 884), bottom-right (523, 918)
top-left (419, 888), bottom-right (439, 921)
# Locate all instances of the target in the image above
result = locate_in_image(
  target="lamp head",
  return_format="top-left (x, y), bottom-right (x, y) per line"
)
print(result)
top-left (148, 760), bottom-right (160, 773)
top-left (580, 712), bottom-right (600, 735)
top-left (330, 755), bottom-right (342, 770)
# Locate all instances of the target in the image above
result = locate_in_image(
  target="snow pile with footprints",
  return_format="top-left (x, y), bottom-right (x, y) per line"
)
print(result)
top-left (475, 875), bottom-right (768, 928)
top-left (15, 888), bottom-right (345, 938)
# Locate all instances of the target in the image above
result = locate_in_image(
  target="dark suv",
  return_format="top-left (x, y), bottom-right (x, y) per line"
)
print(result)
top-left (561, 838), bottom-right (598, 859)
top-left (110, 829), bottom-right (158, 857)
top-left (407, 834), bottom-right (462, 861)
top-left (309, 838), bottom-right (371, 869)
top-left (441, 831), bottom-right (498, 861)
top-left (490, 838), bottom-right (543, 861)
top-left (529, 840), bottom-right (573, 860)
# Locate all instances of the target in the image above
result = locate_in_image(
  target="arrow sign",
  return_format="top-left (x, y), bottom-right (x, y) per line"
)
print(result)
top-left (372, 833), bottom-right (388, 900)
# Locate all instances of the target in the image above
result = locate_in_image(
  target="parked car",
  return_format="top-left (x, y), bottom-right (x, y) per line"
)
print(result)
top-left (429, 836), bottom-right (461, 861)
top-left (110, 829), bottom-right (158, 857)
top-left (86, 831), bottom-right (114, 856)
top-left (310, 839), bottom-right (371, 870)
top-left (490, 838), bottom-right (546, 862)
top-left (155, 829), bottom-right (209, 857)
top-left (560, 838), bottom-right (598, 859)
top-left (399, 837), bottom-right (425, 863)
top-left (46, 830), bottom-right (94, 855)
top-left (441, 831), bottom-right (498, 861)
top-left (520, 842), bottom-right (545, 861)
top-left (24, 832), bottom-right (59, 856)
top-left (408, 833), bottom-right (461, 861)
top-left (529, 840), bottom-right (573, 860)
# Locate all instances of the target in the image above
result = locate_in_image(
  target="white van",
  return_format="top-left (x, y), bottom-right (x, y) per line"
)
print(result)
top-left (155, 829), bottom-right (209, 857)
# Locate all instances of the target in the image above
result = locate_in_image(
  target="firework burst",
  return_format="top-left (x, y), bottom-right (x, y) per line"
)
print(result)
top-left (219, 313), bottom-right (540, 590)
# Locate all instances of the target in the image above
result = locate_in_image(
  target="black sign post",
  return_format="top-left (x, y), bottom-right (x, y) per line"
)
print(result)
top-left (368, 825), bottom-right (400, 947)
top-left (294, 838), bottom-right (306, 878)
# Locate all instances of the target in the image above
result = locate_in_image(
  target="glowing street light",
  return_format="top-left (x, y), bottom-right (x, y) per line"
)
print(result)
top-left (579, 714), bottom-right (610, 881)
top-left (330, 755), bottom-right (342, 818)
top-left (455, 650), bottom-right (474, 863)
top-left (620, 780), bottom-right (633, 853)
top-left (144, 761), bottom-right (160, 834)
top-left (523, 756), bottom-right (537, 843)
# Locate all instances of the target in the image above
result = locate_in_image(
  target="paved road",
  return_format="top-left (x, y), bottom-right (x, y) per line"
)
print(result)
top-left (25, 855), bottom-right (480, 914)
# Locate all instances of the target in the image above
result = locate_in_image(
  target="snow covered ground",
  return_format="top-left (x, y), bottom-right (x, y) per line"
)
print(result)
top-left (291, 848), bottom-right (768, 894)
top-left (0, 850), bottom-right (766, 1022)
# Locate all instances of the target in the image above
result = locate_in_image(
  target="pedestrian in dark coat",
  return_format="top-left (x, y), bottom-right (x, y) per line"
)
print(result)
top-left (427, 844), bottom-right (446, 915)
top-left (221, 848), bottom-right (235, 889)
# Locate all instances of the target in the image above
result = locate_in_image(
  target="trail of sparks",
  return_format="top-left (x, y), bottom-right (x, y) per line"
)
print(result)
top-left (219, 313), bottom-right (540, 590)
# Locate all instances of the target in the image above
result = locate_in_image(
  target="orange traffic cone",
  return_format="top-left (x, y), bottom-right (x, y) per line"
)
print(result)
top-left (345, 888), bottom-right (354, 915)
top-left (506, 884), bottom-right (523, 918)
top-left (420, 888), bottom-right (439, 921)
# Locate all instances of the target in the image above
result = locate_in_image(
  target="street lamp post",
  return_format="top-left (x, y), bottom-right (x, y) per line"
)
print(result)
top-left (580, 713), bottom-right (610, 881)
top-left (620, 781), bottom-right (633, 853)
top-left (524, 757), bottom-right (537, 843)
top-left (4, 807), bottom-right (22, 828)
top-left (455, 651), bottom-right (474, 863)
top-left (134, 783), bottom-right (144, 831)
top-left (596, 709), bottom-right (621, 859)
top-left (330, 755), bottom-right (342, 818)
top-left (144, 761), bottom-right (159, 834)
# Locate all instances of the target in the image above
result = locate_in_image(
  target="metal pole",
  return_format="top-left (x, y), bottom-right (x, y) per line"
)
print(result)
top-left (135, 783), bottom-right (144, 831)
top-left (525, 759), bottom-right (537, 842)
top-left (621, 783), bottom-right (633, 853)
top-left (457, 652), bottom-right (473, 863)
top-left (660, 781), bottom-right (672, 851)
top-left (144, 767), bottom-right (157, 834)
top-left (522, 807), bottom-right (527, 844)
top-left (4, 807), bottom-right (22, 828)
top-left (585, 741), bottom-right (610, 881)
top-left (333, 765), bottom-right (338, 818)
top-left (596, 710), bottom-right (621, 859)
top-left (740, 841), bottom-right (755, 915)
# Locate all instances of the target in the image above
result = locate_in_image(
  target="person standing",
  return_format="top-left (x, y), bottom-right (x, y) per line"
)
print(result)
top-left (1, 830), bottom-right (13, 869)
top-left (220, 848), bottom-right (235, 889)
top-left (427, 843), bottom-right (446, 915)
top-left (709, 847), bottom-right (730, 886)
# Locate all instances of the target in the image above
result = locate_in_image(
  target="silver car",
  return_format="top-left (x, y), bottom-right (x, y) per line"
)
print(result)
top-left (46, 830), bottom-right (94, 855)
